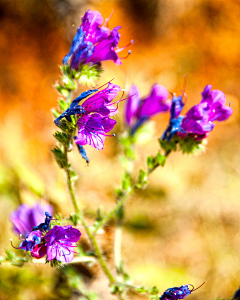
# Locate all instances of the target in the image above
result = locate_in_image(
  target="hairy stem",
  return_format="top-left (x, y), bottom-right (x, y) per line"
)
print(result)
top-left (81, 217), bottom-right (116, 284)
top-left (94, 186), bottom-right (136, 234)
top-left (64, 149), bottom-right (116, 285)
top-left (64, 145), bottom-right (80, 214)
top-left (93, 150), bottom-right (172, 233)
top-left (114, 221), bottom-right (122, 272)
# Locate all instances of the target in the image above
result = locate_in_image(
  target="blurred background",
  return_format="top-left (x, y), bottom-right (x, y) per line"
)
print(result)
top-left (0, 0), bottom-right (240, 299)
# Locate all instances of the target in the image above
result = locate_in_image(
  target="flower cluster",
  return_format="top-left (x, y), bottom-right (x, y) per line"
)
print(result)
top-left (63, 10), bottom-right (133, 70)
top-left (55, 81), bottom-right (123, 151)
top-left (160, 283), bottom-right (205, 300)
top-left (162, 85), bottom-right (233, 142)
top-left (125, 84), bottom-right (171, 135)
top-left (10, 203), bottom-right (53, 237)
top-left (10, 211), bottom-right (81, 263)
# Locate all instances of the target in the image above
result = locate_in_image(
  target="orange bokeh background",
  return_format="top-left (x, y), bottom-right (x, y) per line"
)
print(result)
top-left (1, 0), bottom-right (240, 299)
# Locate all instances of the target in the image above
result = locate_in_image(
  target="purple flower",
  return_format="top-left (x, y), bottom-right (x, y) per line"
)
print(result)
top-left (63, 10), bottom-right (132, 70)
top-left (44, 225), bottom-right (81, 263)
top-left (160, 285), bottom-right (191, 300)
top-left (81, 82), bottom-right (121, 116)
top-left (75, 113), bottom-right (117, 150)
top-left (160, 283), bottom-right (205, 300)
top-left (125, 84), bottom-right (170, 135)
top-left (180, 85), bottom-right (233, 139)
top-left (10, 203), bottom-right (53, 237)
top-left (162, 93), bottom-right (185, 141)
top-left (10, 230), bottom-right (42, 252)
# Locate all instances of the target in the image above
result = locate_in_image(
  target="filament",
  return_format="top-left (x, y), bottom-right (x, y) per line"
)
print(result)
top-left (118, 50), bottom-right (132, 59)
top-left (116, 40), bottom-right (134, 53)
top-left (10, 239), bottom-right (22, 250)
top-left (189, 282), bottom-right (206, 292)
top-left (97, 78), bottom-right (115, 90)
top-left (102, 10), bottom-right (114, 27)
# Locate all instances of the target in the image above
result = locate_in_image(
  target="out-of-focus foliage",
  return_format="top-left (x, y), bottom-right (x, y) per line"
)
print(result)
top-left (0, 0), bottom-right (240, 299)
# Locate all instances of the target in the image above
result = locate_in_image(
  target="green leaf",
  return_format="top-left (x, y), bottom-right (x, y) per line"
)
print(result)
top-left (96, 208), bottom-right (103, 222)
top-left (55, 118), bottom-right (77, 134)
top-left (52, 108), bottom-right (61, 119)
top-left (136, 169), bottom-right (148, 189)
top-left (55, 83), bottom-right (70, 97)
top-left (135, 285), bottom-right (148, 294)
top-left (159, 138), bottom-right (178, 153)
top-left (58, 98), bottom-right (69, 111)
top-left (114, 188), bottom-right (124, 198)
top-left (53, 131), bottom-right (69, 146)
top-left (5, 249), bottom-right (15, 260)
top-left (148, 286), bottom-right (159, 295)
top-left (149, 295), bottom-right (159, 300)
top-left (69, 168), bottom-right (78, 183)
top-left (121, 172), bottom-right (131, 192)
top-left (51, 146), bottom-right (68, 168)
top-left (77, 64), bottom-right (103, 86)
top-left (156, 152), bottom-right (166, 166)
top-left (178, 136), bottom-right (205, 154)
top-left (62, 76), bottom-right (77, 90)
top-left (147, 156), bottom-right (155, 169)
top-left (69, 213), bottom-right (81, 226)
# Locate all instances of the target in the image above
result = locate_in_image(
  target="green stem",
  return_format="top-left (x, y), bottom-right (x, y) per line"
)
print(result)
top-left (81, 217), bottom-right (116, 284)
top-left (94, 186), bottom-right (136, 233)
top-left (64, 145), bottom-right (80, 214)
top-left (94, 150), bottom-right (172, 233)
top-left (64, 148), bottom-right (116, 285)
top-left (114, 221), bottom-right (122, 272)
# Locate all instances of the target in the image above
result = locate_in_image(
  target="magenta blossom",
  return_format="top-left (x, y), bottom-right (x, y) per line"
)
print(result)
top-left (10, 203), bottom-right (53, 237)
top-left (31, 243), bottom-right (48, 259)
top-left (44, 225), bottom-right (81, 263)
top-left (75, 113), bottom-right (116, 150)
top-left (81, 82), bottom-right (122, 116)
top-left (180, 85), bottom-right (233, 140)
top-left (125, 84), bottom-right (170, 135)
top-left (63, 10), bottom-right (132, 70)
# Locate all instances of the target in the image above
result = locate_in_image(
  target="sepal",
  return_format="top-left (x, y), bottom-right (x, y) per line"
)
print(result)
top-left (51, 146), bottom-right (68, 168)
top-left (53, 131), bottom-right (69, 146)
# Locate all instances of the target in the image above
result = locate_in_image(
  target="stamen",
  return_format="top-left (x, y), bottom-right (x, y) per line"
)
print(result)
top-left (118, 50), bottom-right (132, 60)
top-left (180, 75), bottom-right (187, 104)
top-left (10, 239), bottom-right (22, 250)
top-left (116, 40), bottom-right (134, 53)
top-left (189, 282), bottom-right (206, 292)
top-left (97, 78), bottom-right (115, 90)
top-left (102, 10), bottom-right (114, 27)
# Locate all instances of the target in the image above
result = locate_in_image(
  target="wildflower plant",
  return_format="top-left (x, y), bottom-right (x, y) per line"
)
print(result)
top-left (2, 8), bottom-right (235, 300)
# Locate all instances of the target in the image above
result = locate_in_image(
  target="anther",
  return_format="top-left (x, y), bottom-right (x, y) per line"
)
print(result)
top-left (118, 50), bottom-right (132, 60)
